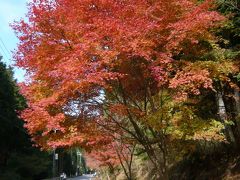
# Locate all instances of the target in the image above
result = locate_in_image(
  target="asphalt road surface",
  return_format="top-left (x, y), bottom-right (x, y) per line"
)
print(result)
top-left (67, 174), bottom-right (96, 180)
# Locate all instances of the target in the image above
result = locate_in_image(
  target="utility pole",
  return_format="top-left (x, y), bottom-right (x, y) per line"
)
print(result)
top-left (76, 150), bottom-right (82, 176)
top-left (52, 148), bottom-right (55, 178)
top-left (52, 129), bottom-right (57, 178)
top-left (79, 152), bottom-right (82, 175)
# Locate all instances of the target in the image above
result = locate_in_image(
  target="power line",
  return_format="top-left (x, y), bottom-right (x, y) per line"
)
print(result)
top-left (0, 43), bottom-right (9, 60)
top-left (0, 37), bottom-right (11, 58)
top-left (0, 36), bottom-right (12, 64)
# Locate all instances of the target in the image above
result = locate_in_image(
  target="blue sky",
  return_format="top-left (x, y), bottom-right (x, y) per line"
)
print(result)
top-left (0, 0), bottom-right (29, 82)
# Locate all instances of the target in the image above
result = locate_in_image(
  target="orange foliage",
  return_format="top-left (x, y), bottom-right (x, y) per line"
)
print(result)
top-left (13, 0), bottom-right (224, 152)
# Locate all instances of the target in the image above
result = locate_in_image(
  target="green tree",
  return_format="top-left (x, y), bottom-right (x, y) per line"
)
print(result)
top-left (0, 56), bottom-right (25, 169)
top-left (0, 56), bottom-right (51, 180)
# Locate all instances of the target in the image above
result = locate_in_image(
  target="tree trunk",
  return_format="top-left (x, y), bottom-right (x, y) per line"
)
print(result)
top-left (217, 91), bottom-right (236, 143)
top-left (232, 88), bottom-right (240, 147)
top-left (234, 88), bottom-right (240, 114)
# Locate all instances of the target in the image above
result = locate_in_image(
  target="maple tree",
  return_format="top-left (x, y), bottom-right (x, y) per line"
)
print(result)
top-left (86, 135), bottom-right (135, 179)
top-left (13, 0), bottom-right (239, 178)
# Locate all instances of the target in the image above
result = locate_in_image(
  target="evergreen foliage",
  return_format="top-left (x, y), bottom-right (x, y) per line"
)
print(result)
top-left (0, 57), bottom-right (51, 180)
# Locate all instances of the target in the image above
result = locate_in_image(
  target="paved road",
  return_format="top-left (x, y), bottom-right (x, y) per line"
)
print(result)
top-left (67, 174), bottom-right (96, 180)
